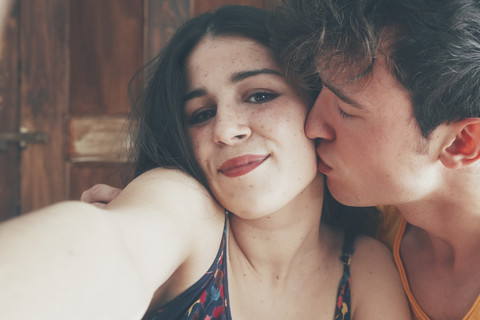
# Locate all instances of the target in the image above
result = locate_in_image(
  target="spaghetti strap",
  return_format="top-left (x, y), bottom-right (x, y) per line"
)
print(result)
top-left (334, 231), bottom-right (355, 320)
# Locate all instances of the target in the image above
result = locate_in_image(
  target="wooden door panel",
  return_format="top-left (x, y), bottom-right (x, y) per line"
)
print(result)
top-left (69, 163), bottom-right (133, 200)
top-left (0, 0), bottom-right (20, 220)
top-left (70, 0), bottom-right (143, 116)
top-left (19, 0), bottom-right (68, 213)
top-left (68, 0), bottom-right (191, 201)
top-left (192, 0), bottom-right (280, 15)
top-left (69, 116), bottom-right (129, 163)
top-left (263, 0), bottom-right (281, 10)
top-left (192, 0), bottom-right (263, 15)
top-left (145, 0), bottom-right (190, 61)
top-left (68, 0), bottom-right (144, 201)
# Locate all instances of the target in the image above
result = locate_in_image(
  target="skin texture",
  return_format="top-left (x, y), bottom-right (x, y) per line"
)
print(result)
top-left (306, 54), bottom-right (445, 207)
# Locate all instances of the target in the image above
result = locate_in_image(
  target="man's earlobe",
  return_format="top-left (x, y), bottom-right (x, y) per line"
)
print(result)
top-left (441, 119), bottom-right (480, 169)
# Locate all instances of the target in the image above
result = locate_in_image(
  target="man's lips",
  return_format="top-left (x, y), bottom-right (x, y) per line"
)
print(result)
top-left (316, 152), bottom-right (332, 174)
top-left (218, 154), bottom-right (270, 178)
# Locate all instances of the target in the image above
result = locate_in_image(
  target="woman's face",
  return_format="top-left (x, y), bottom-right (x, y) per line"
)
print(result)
top-left (184, 35), bottom-right (319, 218)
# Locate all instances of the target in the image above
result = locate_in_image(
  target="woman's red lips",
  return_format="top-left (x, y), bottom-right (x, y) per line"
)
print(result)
top-left (219, 154), bottom-right (270, 177)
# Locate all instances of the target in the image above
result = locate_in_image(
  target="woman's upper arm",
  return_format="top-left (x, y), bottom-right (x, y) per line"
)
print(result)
top-left (350, 236), bottom-right (412, 320)
top-left (104, 168), bottom-right (223, 293)
top-left (0, 201), bottom-right (154, 319)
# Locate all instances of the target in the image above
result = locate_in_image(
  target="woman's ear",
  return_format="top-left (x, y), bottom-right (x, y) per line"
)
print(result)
top-left (440, 118), bottom-right (480, 169)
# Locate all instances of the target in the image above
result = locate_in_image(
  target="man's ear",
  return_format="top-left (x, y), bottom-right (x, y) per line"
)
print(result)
top-left (440, 118), bottom-right (480, 169)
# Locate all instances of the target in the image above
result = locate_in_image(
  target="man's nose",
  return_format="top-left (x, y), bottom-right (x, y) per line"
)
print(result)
top-left (305, 89), bottom-right (336, 140)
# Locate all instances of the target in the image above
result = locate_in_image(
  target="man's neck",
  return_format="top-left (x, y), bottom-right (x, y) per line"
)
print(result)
top-left (397, 174), bottom-right (480, 260)
top-left (398, 184), bottom-right (480, 320)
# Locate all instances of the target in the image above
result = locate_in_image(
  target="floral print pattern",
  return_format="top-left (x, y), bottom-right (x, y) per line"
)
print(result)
top-left (144, 214), bottom-right (229, 320)
top-left (334, 233), bottom-right (354, 320)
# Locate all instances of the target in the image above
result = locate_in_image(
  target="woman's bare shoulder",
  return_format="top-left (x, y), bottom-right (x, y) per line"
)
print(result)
top-left (350, 234), bottom-right (398, 287)
top-left (109, 168), bottom-right (222, 220)
top-left (350, 234), bottom-right (411, 319)
top-left (353, 234), bottom-right (392, 260)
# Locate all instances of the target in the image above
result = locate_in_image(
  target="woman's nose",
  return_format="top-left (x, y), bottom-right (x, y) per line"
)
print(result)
top-left (213, 106), bottom-right (251, 145)
top-left (305, 89), bottom-right (336, 141)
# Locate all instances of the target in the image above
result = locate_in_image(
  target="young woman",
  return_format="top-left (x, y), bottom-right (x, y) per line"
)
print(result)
top-left (0, 5), bottom-right (410, 320)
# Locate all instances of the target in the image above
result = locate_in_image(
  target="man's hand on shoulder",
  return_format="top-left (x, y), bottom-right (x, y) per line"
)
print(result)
top-left (81, 184), bottom-right (122, 208)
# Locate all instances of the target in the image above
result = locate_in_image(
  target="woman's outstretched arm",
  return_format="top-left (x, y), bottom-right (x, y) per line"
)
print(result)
top-left (0, 168), bottom-right (222, 320)
top-left (0, 201), bottom-right (152, 319)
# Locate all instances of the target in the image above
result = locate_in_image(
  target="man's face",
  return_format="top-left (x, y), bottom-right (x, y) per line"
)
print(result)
top-left (305, 54), bottom-right (444, 207)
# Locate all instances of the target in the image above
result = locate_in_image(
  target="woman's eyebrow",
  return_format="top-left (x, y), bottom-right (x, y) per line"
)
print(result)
top-left (230, 68), bottom-right (282, 83)
top-left (184, 88), bottom-right (207, 102)
top-left (184, 68), bottom-right (282, 102)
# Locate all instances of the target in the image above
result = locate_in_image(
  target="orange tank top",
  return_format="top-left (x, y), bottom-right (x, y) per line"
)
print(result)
top-left (377, 206), bottom-right (480, 320)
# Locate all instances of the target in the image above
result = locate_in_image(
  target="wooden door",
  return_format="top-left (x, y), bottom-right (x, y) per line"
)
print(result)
top-left (0, 0), bottom-right (280, 222)
top-left (0, 0), bottom-right (19, 220)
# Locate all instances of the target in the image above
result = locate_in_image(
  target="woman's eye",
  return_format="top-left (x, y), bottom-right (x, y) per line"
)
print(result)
top-left (338, 107), bottom-right (353, 119)
top-left (189, 109), bottom-right (216, 125)
top-left (247, 92), bottom-right (279, 104)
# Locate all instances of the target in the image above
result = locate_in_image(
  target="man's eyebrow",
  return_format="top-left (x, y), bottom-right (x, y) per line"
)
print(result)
top-left (323, 83), bottom-right (366, 110)
top-left (230, 68), bottom-right (282, 83)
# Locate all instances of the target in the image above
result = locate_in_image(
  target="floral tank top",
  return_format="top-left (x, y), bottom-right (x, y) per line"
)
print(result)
top-left (143, 213), bottom-right (354, 320)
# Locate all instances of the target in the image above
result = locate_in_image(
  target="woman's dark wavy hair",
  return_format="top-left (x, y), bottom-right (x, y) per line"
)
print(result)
top-left (126, 5), bottom-right (270, 192)
top-left (270, 0), bottom-right (480, 137)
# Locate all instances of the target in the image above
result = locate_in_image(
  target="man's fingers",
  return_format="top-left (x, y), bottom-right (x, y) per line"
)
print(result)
top-left (80, 184), bottom-right (122, 204)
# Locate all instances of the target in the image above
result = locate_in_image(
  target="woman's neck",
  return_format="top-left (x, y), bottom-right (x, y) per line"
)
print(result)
top-left (227, 175), bottom-right (333, 275)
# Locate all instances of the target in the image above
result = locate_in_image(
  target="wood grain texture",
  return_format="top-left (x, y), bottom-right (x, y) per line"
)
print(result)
top-left (263, 0), bottom-right (281, 10)
top-left (192, 0), bottom-right (264, 16)
top-left (69, 162), bottom-right (134, 200)
top-left (192, 0), bottom-right (282, 16)
top-left (66, 0), bottom-right (144, 204)
top-left (19, 0), bottom-right (68, 213)
top-left (145, 0), bottom-right (190, 61)
top-left (70, 0), bottom-right (144, 116)
top-left (69, 116), bottom-right (130, 163)
top-left (0, 0), bottom-right (20, 220)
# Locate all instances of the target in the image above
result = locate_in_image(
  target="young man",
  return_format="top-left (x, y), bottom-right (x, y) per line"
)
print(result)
top-left (269, 0), bottom-right (480, 319)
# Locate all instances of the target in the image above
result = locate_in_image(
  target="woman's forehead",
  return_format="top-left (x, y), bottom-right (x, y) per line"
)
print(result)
top-left (191, 35), bottom-right (274, 62)
top-left (186, 35), bottom-right (279, 80)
